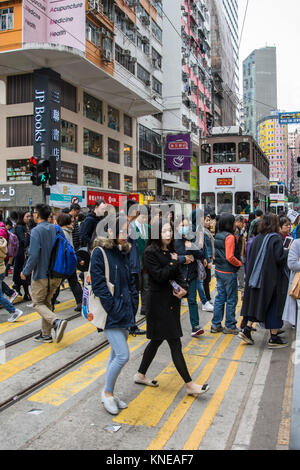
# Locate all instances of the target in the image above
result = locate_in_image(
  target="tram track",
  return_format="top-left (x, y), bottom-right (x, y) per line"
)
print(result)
top-left (0, 317), bottom-right (146, 413)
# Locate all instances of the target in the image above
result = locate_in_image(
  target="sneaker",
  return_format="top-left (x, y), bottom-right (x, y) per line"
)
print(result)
top-left (23, 294), bottom-right (31, 301)
top-left (34, 333), bottom-right (53, 343)
top-left (8, 290), bottom-right (18, 304)
top-left (223, 326), bottom-right (239, 335)
top-left (101, 390), bottom-right (119, 415)
top-left (114, 396), bottom-right (128, 409)
top-left (202, 301), bottom-right (214, 312)
top-left (74, 303), bottom-right (82, 312)
top-left (268, 335), bottom-right (288, 349)
top-left (7, 308), bottom-right (23, 323)
top-left (53, 319), bottom-right (68, 343)
top-left (191, 325), bottom-right (205, 337)
top-left (210, 325), bottom-right (224, 333)
top-left (238, 327), bottom-right (254, 345)
top-left (129, 326), bottom-right (146, 335)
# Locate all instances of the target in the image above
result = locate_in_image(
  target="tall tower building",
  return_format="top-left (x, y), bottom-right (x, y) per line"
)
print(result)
top-left (243, 46), bottom-right (277, 140)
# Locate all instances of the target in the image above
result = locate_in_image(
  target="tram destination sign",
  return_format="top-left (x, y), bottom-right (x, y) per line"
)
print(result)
top-left (278, 112), bottom-right (300, 125)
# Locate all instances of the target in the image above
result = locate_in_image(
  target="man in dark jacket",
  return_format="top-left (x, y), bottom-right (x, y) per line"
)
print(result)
top-left (80, 199), bottom-right (107, 248)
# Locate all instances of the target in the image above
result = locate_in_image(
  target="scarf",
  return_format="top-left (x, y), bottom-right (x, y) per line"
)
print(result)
top-left (248, 233), bottom-right (278, 289)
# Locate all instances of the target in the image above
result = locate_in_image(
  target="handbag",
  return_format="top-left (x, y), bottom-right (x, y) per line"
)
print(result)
top-left (289, 271), bottom-right (300, 300)
top-left (82, 246), bottom-right (114, 330)
top-left (197, 260), bottom-right (207, 281)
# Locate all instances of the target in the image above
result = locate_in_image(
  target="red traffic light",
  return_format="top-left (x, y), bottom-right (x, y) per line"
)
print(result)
top-left (29, 156), bottom-right (37, 165)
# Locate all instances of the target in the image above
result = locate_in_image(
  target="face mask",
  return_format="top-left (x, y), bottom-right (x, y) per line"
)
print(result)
top-left (180, 226), bottom-right (190, 236)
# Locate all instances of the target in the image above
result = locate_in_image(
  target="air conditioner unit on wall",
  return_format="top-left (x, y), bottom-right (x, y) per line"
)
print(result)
top-left (145, 79), bottom-right (151, 86)
top-left (102, 49), bottom-right (112, 62)
top-left (141, 16), bottom-right (150, 26)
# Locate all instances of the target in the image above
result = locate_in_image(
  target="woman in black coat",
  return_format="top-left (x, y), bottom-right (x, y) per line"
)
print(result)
top-left (13, 211), bottom-right (31, 300)
top-left (134, 218), bottom-right (209, 396)
top-left (238, 213), bottom-right (289, 348)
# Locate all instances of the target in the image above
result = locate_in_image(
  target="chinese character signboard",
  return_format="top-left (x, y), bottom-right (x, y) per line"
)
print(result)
top-left (190, 155), bottom-right (198, 201)
top-left (33, 68), bottom-right (61, 184)
top-left (166, 134), bottom-right (191, 171)
top-left (278, 112), bottom-right (300, 125)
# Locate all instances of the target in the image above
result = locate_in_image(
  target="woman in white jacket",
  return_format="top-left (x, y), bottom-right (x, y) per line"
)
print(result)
top-left (282, 239), bottom-right (300, 327)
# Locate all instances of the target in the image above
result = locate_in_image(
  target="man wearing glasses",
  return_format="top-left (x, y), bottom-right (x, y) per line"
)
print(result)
top-left (21, 204), bottom-right (67, 343)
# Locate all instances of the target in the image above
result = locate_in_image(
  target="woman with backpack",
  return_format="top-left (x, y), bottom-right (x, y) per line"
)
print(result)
top-left (51, 212), bottom-right (83, 312)
top-left (13, 211), bottom-right (31, 301)
top-left (90, 215), bottom-right (139, 415)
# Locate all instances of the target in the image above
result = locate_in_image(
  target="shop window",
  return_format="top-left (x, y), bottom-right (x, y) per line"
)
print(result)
top-left (83, 93), bottom-right (102, 124)
top-left (217, 192), bottom-right (233, 214)
top-left (201, 193), bottom-right (215, 214)
top-left (61, 120), bottom-right (77, 152)
top-left (7, 115), bottom-right (33, 147)
top-left (108, 138), bottom-right (120, 164)
top-left (6, 159), bottom-right (32, 182)
top-left (108, 105), bottom-right (120, 131)
top-left (83, 128), bottom-right (103, 159)
top-left (201, 144), bottom-right (211, 164)
top-left (7, 74), bottom-right (33, 105)
top-left (124, 144), bottom-right (133, 167)
top-left (235, 192), bottom-right (251, 214)
top-left (124, 114), bottom-right (132, 137)
top-left (108, 171), bottom-right (120, 190)
top-left (60, 161), bottom-right (78, 184)
top-left (213, 143), bottom-right (236, 163)
top-left (124, 175), bottom-right (133, 192)
top-left (83, 166), bottom-right (103, 187)
top-left (61, 80), bottom-right (77, 113)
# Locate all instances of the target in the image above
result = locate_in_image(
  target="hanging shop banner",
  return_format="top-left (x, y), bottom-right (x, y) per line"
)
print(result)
top-left (166, 134), bottom-right (191, 171)
top-left (23, 0), bottom-right (86, 53)
top-left (278, 112), bottom-right (300, 125)
top-left (50, 183), bottom-right (87, 208)
top-left (87, 191), bottom-right (127, 208)
top-left (190, 155), bottom-right (198, 201)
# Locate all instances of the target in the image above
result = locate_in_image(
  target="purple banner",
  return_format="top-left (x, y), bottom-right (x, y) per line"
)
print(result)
top-left (165, 134), bottom-right (191, 171)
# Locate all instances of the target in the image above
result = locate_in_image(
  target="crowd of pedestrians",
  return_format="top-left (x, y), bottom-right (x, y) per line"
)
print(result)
top-left (0, 201), bottom-right (298, 416)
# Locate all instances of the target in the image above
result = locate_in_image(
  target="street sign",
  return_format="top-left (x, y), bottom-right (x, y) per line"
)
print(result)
top-left (278, 112), bottom-right (300, 125)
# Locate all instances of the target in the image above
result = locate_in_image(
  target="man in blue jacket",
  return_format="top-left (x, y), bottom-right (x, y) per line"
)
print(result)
top-left (21, 204), bottom-right (67, 343)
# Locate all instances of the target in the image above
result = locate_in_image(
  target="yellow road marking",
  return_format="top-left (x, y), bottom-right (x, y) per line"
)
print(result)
top-left (28, 329), bottom-right (148, 406)
top-left (183, 342), bottom-right (246, 450)
top-left (0, 299), bottom-right (76, 335)
top-left (0, 322), bottom-right (96, 382)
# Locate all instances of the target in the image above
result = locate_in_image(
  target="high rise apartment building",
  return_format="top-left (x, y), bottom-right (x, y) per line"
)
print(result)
top-left (243, 46), bottom-right (277, 140)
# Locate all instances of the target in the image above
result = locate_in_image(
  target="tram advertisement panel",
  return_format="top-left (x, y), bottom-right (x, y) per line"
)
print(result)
top-left (200, 164), bottom-right (253, 191)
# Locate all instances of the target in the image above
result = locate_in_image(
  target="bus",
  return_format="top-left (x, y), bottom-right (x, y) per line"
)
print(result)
top-left (269, 181), bottom-right (289, 215)
top-left (199, 133), bottom-right (270, 217)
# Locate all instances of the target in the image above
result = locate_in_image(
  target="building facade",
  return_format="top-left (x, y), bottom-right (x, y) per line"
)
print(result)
top-left (243, 46), bottom-right (277, 140)
top-left (0, 0), bottom-right (164, 209)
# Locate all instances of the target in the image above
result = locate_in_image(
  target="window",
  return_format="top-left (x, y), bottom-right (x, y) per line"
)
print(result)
top-left (86, 21), bottom-right (100, 47)
top-left (201, 144), bottom-right (211, 163)
top-left (217, 192), bottom-right (233, 214)
top-left (101, 0), bottom-right (114, 21)
top-left (107, 105), bottom-right (120, 131)
top-left (201, 193), bottom-right (215, 213)
top-left (152, 47), bottom-right (162, 69)
top-left (7, 159), bottom-right (32, 182)
top-left (7, 115), bottom-right (33, 147)
top-left (115, 44), bottom-right (136, 74)
top-left (137, 64), bottom-right (150, 85)
top-left (60, 161), bottom-right (78, 184)
top-left (108, 171), bottom-right (120, 190)
top-left (61, 120), bottom-right (77, 152)
top-left (0, 7), bottom-right (13, 31)
top-left (124, 144), bottom-right (133, 167)
top-left (151, 20), bottom-right (162, 42)
top-left (139, 124), bottom-right (161, 155)
top-left (124, 175), bottom-right (133, 192)
top-left (213, 143), bottom-right (236, 163)
top-left (61, 80), bottom-right (77, 112)
top-left (7, 74), bottom-right (33, 105)
top-left (124, 114), bottom-right (132, 137)
top-left (83, 166), bottom-right (103, 187)
top-left (83, 93), bottom-right (102, 123)
top-left (238, 142), bottom-right (250, 162)
top-left (83, 129), bottom-right (103, 159)
top-left (152, 77), bottom-right (162, 96)
top-left (235, 192), bottom-right (251, 214)
top-left (108, 138), bottom-right (120, 163)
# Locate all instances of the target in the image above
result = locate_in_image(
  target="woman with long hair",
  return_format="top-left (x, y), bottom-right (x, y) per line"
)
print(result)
top-left (13, 211), bottom-right (31, 300)
top-left (134, 218), bottom-right (209, 396)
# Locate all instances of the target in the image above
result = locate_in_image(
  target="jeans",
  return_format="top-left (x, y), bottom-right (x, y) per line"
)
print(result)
top-left (188, 279), bottom-right (200, 329)
top-left (104, 328), bottom-right (130, 394)
top-left (0, 273), bottom-right (15, 314)
top-left (212, 271), bottom-right (238, 329)
top-left (197, 280), bottom-right (208, 305)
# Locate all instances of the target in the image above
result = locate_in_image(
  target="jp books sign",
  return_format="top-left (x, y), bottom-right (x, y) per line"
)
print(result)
top-left (166, 134), bottom-right (191, 171)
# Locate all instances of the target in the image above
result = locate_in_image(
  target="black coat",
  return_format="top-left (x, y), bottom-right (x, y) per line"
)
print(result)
top-left (241, 233), bottom-right (288, 322)
top-left (143, 246), bottom-right (188, 340)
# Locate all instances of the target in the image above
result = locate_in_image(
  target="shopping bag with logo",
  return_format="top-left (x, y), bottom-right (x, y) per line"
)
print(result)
top-left (289, 271), bottom-right (300, 300)
top-left (82, 247), bottom-right (114, 330)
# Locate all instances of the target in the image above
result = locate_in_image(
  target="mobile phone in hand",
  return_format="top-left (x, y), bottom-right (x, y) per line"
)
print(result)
top-left (170, 280), bottom-right (181, 293)
top-left (283, 236), bottom-right (293, 249)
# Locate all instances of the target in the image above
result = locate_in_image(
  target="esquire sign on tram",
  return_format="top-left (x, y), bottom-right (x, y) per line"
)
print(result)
top-left (199, 132), bottom-right (270, 216)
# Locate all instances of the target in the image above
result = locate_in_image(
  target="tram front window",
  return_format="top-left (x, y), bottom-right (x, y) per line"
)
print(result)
top-left (213, 143), bottom-right (236, 163)
top-left (201, 144), bottom-right (211, 164)
top-left (270, 185), bottom-right (278, 194)
top-left (235, 192), bottom-right (251, 214)
top-left (217, 192), bottom-right (233, 214)
top-left (201, 193), bottom-right (215, 214)
top-left (238, 142), bottom-right (250, 162)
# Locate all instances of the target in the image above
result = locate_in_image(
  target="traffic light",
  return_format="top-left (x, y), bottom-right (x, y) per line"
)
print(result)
top-left (29, 156), bottom-right (51, 186)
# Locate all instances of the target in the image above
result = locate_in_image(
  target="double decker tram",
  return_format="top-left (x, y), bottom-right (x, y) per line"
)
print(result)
top-left (199, 133), bottom-right (270, 217)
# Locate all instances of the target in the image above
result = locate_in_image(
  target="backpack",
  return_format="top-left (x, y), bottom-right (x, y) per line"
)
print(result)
top-left (48, 225), bottom-right (77, 278)
top-left (6, 230), bottom-right (19, 258)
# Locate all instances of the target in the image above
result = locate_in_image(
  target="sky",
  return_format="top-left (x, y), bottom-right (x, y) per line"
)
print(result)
top-left (238, 0), bottom-right (300, 117)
